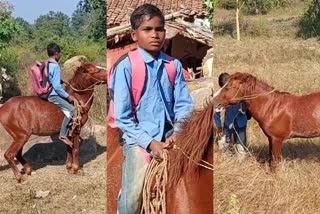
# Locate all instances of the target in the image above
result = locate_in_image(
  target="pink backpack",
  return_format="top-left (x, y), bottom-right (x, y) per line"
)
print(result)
top-left (30, 59), bottom-right (55, 99)
top-left (107, 49), bottom-right (176, 128)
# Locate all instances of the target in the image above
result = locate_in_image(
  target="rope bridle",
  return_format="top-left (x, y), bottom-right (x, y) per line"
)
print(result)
top-left (224, 82), bottom-right (277, 103)
top-left (64, 70), bottom-right (104, 136)
top-left (64, 71), bottom-right (105, 93)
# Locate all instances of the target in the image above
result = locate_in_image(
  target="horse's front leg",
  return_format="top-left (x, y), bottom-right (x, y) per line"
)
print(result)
top-left (65, 145), bottom-right (73, 172)
top-left (71, 134), bottom-right (81, 174)
top-left (269, 137), bottom-right (283, 170)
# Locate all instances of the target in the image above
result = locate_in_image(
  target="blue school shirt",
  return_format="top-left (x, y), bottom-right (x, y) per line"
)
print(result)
top-left (110, 48), bottom-right (194, 150)
top-left (48, 58), bottom-right (69, 98)
top-left (214, 103), bottom-right (248, 129)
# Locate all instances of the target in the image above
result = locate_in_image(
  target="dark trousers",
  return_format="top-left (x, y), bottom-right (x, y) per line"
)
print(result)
top-left (224, 124), bottom-right (247, 147)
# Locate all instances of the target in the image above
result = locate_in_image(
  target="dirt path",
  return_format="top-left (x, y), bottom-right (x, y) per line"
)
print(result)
top-left (0, 126), bottom-right (106, 214)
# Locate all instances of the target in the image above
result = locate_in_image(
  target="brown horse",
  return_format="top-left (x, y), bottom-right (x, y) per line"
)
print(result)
top-left (0, 63), bottom-right (106, 182)
top-left (107, 102), bottom-right (214, 213)
top-left (213, 72), bottom-right (320, 167)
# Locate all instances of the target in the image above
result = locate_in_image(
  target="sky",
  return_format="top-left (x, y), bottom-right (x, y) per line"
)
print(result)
top-left (8, 0), bottom-right (80, 23)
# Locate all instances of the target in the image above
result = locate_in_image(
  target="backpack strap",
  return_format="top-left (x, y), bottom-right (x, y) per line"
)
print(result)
top-left (42, 59), bottom-right (57, 86)
top-left (163, 54), bottom-right (176, 88)
top-left (128, 49), bottom-right (146, 110)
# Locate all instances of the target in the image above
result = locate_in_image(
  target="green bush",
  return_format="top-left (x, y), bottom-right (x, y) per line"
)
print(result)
top-left (216, 0), bottom-right (288, 14)
top-left (0, 47), bottom-right (19, 75)
top-left (75, 40), bottom-right (105, 62)
top-left (216, 0), bottom-right (237, 9)
top-left (298, 0), bottom-right (320, 38)
top-left (244, 0), bottom-right (288, 14)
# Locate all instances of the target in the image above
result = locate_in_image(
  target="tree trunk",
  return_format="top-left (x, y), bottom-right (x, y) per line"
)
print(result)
top-left (236, 0), bottom-right (241, 41)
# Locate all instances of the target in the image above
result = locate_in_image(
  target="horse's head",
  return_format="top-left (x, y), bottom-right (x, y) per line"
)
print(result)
top-left (78, 63), bottom-right (107, 84)
top-left (69, 63), bottom-right (107, 90)
top-left (213, 72), bottom-right (255, 110)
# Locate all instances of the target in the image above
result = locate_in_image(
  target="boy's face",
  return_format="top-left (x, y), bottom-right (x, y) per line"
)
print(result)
top-left (54, 52), bottom-right (61, 62)
top-left (131, 16), bottom-right (166, 56)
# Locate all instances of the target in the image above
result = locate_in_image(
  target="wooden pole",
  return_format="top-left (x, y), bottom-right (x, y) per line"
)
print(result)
top-left (236, 0), bottom-right (241, 41)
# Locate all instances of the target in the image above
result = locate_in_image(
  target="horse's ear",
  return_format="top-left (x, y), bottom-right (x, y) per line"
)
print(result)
top-left (74, 62), bottom-right (87, 74)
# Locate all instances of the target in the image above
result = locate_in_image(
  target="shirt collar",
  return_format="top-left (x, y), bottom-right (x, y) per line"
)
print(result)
top-left (48, 57), bottom-right (58, 63)
top-left (137, 47), bottom-right (169, 64)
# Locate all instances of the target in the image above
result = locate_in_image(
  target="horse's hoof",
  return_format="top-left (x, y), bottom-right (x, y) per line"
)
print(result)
top-left (65, 164), bottom-right (72, 171)
top-left (16, 175), bottom-right (27, 183)
top-left (21, 167), bottom-right (33, 176)
top-left (72, 169), bottom-right (84, 176)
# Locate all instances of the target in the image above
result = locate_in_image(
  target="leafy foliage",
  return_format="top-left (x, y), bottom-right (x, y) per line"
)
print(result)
top-left (215, 0), bottom-right (288, 14)
top-left (298, 0), bottom-right (320, 38)
top-left (204, 0), bottom-right (214, 31)
top-left (71, 0), bottom-right (106, 41)
top-left (0, 2), bottom-right (20, 48)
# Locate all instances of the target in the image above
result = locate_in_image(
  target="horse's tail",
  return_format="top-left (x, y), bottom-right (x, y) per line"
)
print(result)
top-left (0, 102), bottom-right (13, 150)
top-left (0, 103), bottom-right (5, 125)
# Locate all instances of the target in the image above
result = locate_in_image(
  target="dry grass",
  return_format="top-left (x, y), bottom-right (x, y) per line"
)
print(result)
top-left (0, 129), bottom-right (106, 214)
top-left (214, 1), bottom-right (320, 213)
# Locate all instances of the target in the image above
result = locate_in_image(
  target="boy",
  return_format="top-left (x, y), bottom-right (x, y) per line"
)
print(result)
top-left (46, 43), bottom-right (78, 147)
top-left (214, 72), bottom-right (251, 155)
top-left (109, 4), bottom-right (194, 214)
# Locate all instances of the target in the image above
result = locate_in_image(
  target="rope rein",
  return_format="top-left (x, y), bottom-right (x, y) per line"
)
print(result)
top-left (141, 144), bottom-right (214, 214)
top-left (172, 145), bottom-right (213, 171)
top-left (63, 71), bottom-right (102, 135)
top-left (64, 80), bottom-right (103, 92)
top-left (141, 151), bottom-right (168, 214)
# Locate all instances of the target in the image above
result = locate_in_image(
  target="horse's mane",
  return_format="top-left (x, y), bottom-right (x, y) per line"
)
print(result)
top-left (67, 63), bottom-right (96, 91)
top-left (231, 72), bottom-right (278, 94)
top-left (167, 101), bottom-right (215, 187)
top-left (231, 72), bottom-right (294, 97)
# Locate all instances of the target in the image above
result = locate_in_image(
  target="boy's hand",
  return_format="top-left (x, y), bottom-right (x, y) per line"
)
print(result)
top-left (218, 128), bottom-right (224, 137)
top-left (67, 95), bottom-right (77, 103)
top-left (149, 140), bottom-right (165, 161)
top-left (164, 132), bottom-right (178, 149)
top-left (239, 102), bottom-right (247, 113)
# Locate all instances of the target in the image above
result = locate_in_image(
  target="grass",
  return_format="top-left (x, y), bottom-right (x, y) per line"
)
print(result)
top-left (214, 1), bottom-right (320, 213)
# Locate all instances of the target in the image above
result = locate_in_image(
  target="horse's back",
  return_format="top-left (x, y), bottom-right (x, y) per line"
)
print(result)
top-left (0, 96), bottom-right (58, 114)
top-left (0, 96), bottom-right (64, 136)
top-left (284, 92), bottom-right (320, 137)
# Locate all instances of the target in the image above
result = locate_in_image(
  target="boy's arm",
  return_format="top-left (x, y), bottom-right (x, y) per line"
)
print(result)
top-left (49, 64), bottom-right (69, 99)
top-left (112, 61), bottom-right (154, 150)
top-left (172, 60), bottom-right (194, 132)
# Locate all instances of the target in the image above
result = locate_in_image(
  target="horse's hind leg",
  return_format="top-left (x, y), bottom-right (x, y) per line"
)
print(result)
top-left (71, 135), bottom-right (81, 174)
top-left (4, 142), bottom-right (26, 182)
top-left (16, 148), bottom-right (32, 175)
top-left (66, 146), bottom-right (73, 172)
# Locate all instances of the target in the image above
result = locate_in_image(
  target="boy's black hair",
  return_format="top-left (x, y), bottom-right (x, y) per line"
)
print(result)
top-left (130, 4), bottom-right (165, 30)
top-left (47, 43), bottom-right (61, 57)
top-left (218, 72), bottom-right (230, 88)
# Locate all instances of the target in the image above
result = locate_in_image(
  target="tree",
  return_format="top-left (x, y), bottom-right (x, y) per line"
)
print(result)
top-left (32, 11), bottom-right (72, 50)
top-left (12, 17), bottom-right (35, 44)
top-left (34, 11), bottom-right (71, 38)
top-left (71, 0), bottom-right (106, 40)
top-left (0, 1), bottom-right (20, 48)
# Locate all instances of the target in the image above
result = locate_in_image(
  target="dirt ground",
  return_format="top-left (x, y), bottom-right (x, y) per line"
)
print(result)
top-left (0, 125), bottom-right (106, 214)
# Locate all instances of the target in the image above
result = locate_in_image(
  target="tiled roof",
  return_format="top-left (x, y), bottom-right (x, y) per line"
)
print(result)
top-left (107, 0), bottom-right (206, 28)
